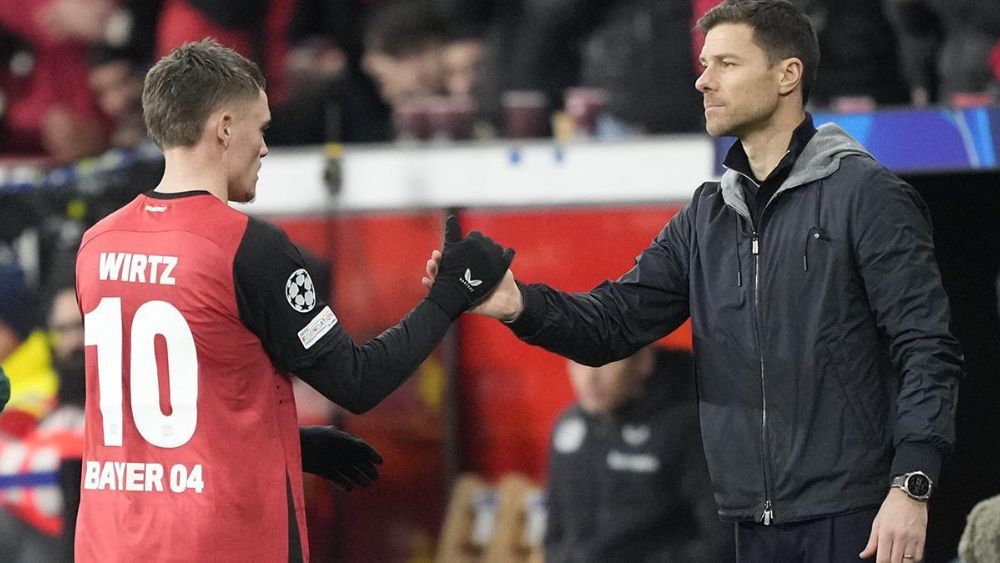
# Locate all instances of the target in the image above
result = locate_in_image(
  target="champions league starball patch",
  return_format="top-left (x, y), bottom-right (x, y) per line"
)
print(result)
top-left (285, 268), bottom-right (317, 313)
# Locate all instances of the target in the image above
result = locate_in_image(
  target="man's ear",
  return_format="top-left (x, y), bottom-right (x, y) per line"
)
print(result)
top-left (216, 112), bottom-right (233, 148)
top-left (777, 57), bottom-right (803, 97)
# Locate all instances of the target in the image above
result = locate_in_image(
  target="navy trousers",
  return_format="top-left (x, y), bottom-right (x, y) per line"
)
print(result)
top-left (735, 507), bottom-right (880, 562)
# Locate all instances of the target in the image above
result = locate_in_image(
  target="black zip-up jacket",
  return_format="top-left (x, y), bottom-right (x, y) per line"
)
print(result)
top-left (508, 123), bottom-right (963, 524)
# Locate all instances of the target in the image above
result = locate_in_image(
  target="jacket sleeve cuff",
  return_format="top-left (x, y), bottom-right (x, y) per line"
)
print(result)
top-left (890, 442), bottom-right (943, 484)
top-left (504, 282), bottom-right (546, 337)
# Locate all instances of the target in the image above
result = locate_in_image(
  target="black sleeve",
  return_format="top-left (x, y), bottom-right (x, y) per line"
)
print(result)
top-left (849, 164), bottom-right (962, 482)
top-left (234, 218), bottom-right (453, 413)
top-left (507, 198), bottom-right (696, 366)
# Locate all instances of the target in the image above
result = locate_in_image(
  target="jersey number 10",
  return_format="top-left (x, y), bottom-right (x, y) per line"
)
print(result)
top-left (84, 297), bottom-right (199, 449)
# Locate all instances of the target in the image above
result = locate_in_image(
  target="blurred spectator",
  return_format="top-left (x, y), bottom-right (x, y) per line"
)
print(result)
top-left (579, 0), bottom-right (704, 134)
top-left (442, 29), bottom-right (482, 100)
top-left (0, 0), bottom-right (109, 162)
top-left (0, 257), bottom-right (56, 438)
top-left (362, 0), bottom-right (449, 141)
top-left (544, 346), bottom-right (732, 562)
top-left (268, 0), bottom-right (389, 144)
top-left (40, 261), bottom-right (83, 411)
top-left (884, 0), bottom-right (1000, 106)
top-left (88, 49), bottom-right (145, 148)
top-left (155, 0), bottom-right (294, 104)
top-left (0, 282), bottom-right (86, 563)
top-left (794, 0), bottom-right (909, 109)
top-left (0, 258), bottom-right (32, 362)
top-left (695, 0), bottom-right (909, 110)
top-left (269, 36), bottom-right (346, 145)
top-left (467, 0), bottom-right (601, 134)
top-left (883, 0), bottom-right (941, 106)
top-left (37, 0), bottom-right (156, 58)
top-left (455, 0), bottom-right (706, 137)
top-left (41, 0), bottom-right (159, 149)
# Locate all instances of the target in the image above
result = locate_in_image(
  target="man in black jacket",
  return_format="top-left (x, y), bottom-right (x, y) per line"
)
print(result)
top-left (545, 347), bottom-right (732, 562)
top-left (423, 1), bottom-right (962, 561)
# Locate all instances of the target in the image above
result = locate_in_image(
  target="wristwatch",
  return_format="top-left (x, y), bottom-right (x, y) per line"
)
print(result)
top-left (890, 471), bottom-right (933, 502)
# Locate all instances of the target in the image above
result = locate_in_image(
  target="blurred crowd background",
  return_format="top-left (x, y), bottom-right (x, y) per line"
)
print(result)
top-left (3, 1), bottom-right (1000, 562)
top-left (0, 0), bottom-right (999, 159)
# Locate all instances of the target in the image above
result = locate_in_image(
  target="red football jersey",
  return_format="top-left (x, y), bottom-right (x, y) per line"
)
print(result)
top-left (75, 192), bottom-right (307, 562)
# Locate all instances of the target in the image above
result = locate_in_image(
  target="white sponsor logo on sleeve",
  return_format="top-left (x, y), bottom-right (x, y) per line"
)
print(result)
top-left (298, 306), bottom-right (338, 349)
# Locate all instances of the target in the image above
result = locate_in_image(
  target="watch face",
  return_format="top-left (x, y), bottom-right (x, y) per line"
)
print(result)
top-left (907, 473), bottom-right (931, 497)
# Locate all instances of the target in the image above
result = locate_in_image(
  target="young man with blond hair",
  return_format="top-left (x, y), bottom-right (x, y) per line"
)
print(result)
top-left (75, 39), bottom-right (512, 562)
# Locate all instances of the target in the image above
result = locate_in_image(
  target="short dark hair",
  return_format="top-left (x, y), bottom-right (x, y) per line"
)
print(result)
top-left (698, 0), bottom-right (820, 104)
top-left (142, 39), bottom-right (266, 148)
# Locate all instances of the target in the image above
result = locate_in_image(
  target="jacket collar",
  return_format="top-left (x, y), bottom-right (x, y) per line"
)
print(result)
top-left (720, 122), bottom-right (873, 220)
top-left (723, 114), bottom-right (817, 185)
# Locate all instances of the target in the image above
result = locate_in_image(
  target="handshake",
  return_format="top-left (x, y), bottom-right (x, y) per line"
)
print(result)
top-left (424, 216), bottom-right (517, 320)
top-left (300, 218), bottom-right (516, 491)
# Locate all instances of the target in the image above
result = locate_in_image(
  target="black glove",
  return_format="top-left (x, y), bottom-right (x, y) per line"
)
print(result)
top-left (426, 215), bottom-right (515, 319)
top-left (0, 366), bottom-right (9, 412)
top-left (299, 426), bottom-right (383, 492)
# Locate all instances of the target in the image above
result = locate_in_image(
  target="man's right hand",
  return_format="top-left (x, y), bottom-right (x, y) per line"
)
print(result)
top-left (424, 216), bottom-right (515, 319)
top-left (423, 248), bottom-right (523, 321)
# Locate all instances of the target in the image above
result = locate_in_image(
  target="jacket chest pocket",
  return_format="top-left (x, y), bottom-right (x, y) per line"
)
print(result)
top-left (802, 226), bottom-right (833, 274)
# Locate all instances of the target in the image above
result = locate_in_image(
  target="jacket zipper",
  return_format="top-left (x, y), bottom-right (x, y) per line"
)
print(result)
top-left (751, 230), bottom-right (774, 525)
top-left (731, 166), bottom-right (783, 525)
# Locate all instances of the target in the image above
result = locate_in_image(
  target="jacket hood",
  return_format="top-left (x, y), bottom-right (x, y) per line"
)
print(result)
top-left (720, 123), bottom-right (873, 217)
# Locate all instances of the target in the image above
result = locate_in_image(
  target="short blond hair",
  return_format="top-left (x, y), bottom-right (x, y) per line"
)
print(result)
top-left (142, 39), bottom-right (265, 148)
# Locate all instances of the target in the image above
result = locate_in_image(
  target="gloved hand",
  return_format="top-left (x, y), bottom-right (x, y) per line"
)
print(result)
top-left (0, 366), bottom-right (9, 412)
top-left (299, 426), bottom-right (383, 492)
top-left (426, 215), bottom-right (515, 319)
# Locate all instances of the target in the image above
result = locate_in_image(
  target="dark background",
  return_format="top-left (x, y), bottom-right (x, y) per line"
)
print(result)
top-left (911, 170), bottom-right (1000, 562)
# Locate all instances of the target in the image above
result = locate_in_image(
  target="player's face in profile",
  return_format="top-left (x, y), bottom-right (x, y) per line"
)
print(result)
top-left (696, 22), bottom-right (782, 138)
top-left (568, 357), bottom-right (644, 414)
top-left (227, 89), bottom-right (271, 203)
